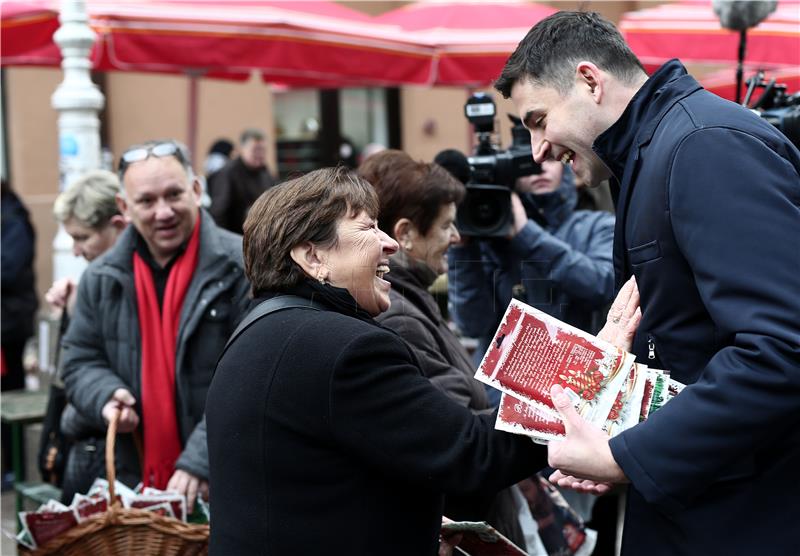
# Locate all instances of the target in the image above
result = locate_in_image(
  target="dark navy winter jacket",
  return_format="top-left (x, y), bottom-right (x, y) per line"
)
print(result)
top-left (602, 60), bottom-right (800, 556)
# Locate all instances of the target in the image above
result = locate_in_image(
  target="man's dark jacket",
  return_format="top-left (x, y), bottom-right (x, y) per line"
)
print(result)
top-left (599, 60), bottom-right (800, 555)
top-left (208, 157), bottom-right (274, 234)
top-left (61, 211), bottom-right (250, 482)
top-left (206, 284), bottom-right (544, 555)
top-left (1, 188), bottom-right (38, 344)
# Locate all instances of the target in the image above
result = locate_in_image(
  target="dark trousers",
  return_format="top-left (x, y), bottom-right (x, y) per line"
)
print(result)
top-left (2, 341), bottom-right (27, 479)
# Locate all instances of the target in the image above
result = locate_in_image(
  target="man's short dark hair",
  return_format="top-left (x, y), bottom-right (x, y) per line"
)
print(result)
top-left (240, 128), bottom-right (265, 145)
top-left (359, 149), bottom-right (465, 238)
top-left (495, 11), bottom-right (645, 98)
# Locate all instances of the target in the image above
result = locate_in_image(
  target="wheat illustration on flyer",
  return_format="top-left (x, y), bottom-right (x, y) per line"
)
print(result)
top-left (601, 363), bottom-right (648, 437)
top-left (474, 299), bottom-right (635, 426)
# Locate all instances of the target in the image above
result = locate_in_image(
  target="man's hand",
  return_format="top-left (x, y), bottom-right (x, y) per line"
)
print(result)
top-left (101, 388), bottom-right (140, 433)
top-left (547, 384), bottom-right (628, 484)
top-left (546, 277), bottom-right (639, 492)
top-left (598, 275), bottom-right (641, 351)
top-left (509, 192), bottom-right (528, 237)
top-left (548, 469), bottom-right (613, 495)
top-left (167, 469), bottom-right (209, 514)
top-left (45, 277), bottom-right (76, 317)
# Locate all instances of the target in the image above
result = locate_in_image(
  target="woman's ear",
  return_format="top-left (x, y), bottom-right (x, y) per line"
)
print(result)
top-left (109, 214), bottom-right (127, 232)
top-left (393, 218), bottom-right (417, 251)
top-left (290, 242), bottom-right (326, 279)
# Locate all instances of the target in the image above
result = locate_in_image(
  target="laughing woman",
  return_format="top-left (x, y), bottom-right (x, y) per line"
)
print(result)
top-left (360, 150), bottom-right (526, 547)
top-left (205, 167), bottom-right (546, 555)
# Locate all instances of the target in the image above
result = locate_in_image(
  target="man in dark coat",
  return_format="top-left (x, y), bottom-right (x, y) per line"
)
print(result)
top-left (495, 11), bottom-right (800, 556)
top-left (1, 180), bottom-right (38, 483)
top-left (1, 180), bottom-right (38, 392)
top-left (61, 140), bottom-right (250, 511)
top-left (208, 128), bottom-right (275, 234)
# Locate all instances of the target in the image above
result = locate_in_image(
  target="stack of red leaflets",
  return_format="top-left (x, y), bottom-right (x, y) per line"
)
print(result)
top-left (474, 299), bottom-right (685, 444)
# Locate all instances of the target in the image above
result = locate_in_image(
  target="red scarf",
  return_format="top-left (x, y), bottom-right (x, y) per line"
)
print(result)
top-left (133, 218), bottom-right (201, 488)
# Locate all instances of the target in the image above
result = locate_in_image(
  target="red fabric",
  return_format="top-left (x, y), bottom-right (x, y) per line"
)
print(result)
top-left (0, 347), bottom-right (6, 377)
top-left (133, 218), bottom-right (201, 489)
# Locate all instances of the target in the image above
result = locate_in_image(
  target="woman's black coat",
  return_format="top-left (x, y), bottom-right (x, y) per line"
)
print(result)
top-left (206, 287), bottom-right (544, 555)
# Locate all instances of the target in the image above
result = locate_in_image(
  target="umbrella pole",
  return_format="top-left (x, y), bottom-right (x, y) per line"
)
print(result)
top-left (187, 72), bottom-right (199, 163)
top-left (736, 29), bottom-right (747, 105)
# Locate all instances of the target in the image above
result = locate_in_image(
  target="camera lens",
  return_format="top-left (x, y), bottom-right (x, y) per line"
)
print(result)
top-left (471, 194), bottom-right (503, 226)
top-left (456, 185), bottom-right (513, 238)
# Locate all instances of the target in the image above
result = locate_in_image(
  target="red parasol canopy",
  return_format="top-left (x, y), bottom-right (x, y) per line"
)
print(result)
top-left (0, 2), bottom-right (60, 64)
top-left (374, 0), bottom-right (558, 87)
top-left (1, 0), bottom-right (436, 86)
top-left (619, 0), bottom-right (800, 71)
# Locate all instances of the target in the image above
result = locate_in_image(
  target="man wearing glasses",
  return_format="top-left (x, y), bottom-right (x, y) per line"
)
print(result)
top-left (60, 140), bottom-right (250, 511)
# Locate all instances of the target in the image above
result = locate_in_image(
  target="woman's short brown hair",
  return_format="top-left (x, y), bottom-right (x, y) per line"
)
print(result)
top-left (243, 166), bottom-right (379, 293)
top-left (358, 149), bottom-right (465, 238)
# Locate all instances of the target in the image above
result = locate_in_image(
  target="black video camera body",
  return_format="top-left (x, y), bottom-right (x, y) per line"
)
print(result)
top-left (457, 93), bottom-right (540, 237)
top-left (744, 71), bottom-right (800, 149)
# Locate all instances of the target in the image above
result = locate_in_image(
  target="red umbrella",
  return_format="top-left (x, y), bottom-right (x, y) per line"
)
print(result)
top-left (0, 1), bottom-right (60, 65)
top-left (619, 0), bottom-right (800, 71)
top-left (1, 0), bottom-right (436, 86)
top-left (375, 0), bottom-right (558, 86)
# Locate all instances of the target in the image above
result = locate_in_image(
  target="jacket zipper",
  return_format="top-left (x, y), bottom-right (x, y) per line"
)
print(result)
top-left (647, 335), bottom-right (656, 360)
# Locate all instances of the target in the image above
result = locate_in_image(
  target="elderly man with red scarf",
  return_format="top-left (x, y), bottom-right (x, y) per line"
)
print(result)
top-left (61, 140), bottom-right (250, 510)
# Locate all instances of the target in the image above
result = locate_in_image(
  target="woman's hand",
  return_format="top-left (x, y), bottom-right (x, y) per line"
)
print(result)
top-left (439, 517), bottom-right (463, 556)
top-left (597, 276), bottom-right (641, 351)
top-left (45, 277), bottom-right (76, 317)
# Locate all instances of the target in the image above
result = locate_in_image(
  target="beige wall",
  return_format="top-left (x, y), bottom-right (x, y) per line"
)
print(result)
top-left (105, 72), bottom-right (187, 159)
top-left (105, 72), bottom-right (276, 174)
top-left (196, 74), bottom-right (276, 174)
top-left (401, 86), bottom-right (471, 162)
top-left (4, 67), bottom-right (62, 302)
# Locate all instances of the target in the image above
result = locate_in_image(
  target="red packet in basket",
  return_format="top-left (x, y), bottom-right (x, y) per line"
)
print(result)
top-left (475, 299), bottom-right (634, 427)
top-left (71, 493), bottom-right (109, 522)
top-left (20, 507), bottom-right (79, 549)
top-left (138, 487), bottom-right (186, 521)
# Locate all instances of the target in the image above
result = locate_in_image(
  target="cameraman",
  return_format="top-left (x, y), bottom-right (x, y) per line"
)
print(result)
top-left (447, 159), bottom-right (615, 385)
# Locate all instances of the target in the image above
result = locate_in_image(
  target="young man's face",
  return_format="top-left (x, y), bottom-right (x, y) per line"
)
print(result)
top-left (511, 78), bottom-right (611, 188)
top-left (515, 160), bottom-right (564, 195)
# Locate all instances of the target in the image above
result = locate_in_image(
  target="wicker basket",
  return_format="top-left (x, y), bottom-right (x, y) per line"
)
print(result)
top-left (21, 409), bottom-right (209, 555)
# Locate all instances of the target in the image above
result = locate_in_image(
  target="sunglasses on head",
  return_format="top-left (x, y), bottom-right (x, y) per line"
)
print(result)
top-left (118, 141), bottom-right (188, 177)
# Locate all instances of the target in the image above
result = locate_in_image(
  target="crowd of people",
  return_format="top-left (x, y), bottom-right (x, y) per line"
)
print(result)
top-left (2, 9), bottom-right (798, 556)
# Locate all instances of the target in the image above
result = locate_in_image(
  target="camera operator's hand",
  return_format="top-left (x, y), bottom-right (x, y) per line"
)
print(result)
top-left (509, 192), bottom-right (528, 238)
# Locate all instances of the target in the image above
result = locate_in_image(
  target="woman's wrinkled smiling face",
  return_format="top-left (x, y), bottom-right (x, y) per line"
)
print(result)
top-left (319, 210), bottom-right (399, 316)
top-left (405, 202), bottom-right (459, 275)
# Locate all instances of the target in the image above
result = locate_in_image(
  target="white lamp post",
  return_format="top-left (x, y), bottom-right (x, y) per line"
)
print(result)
top-left (50, 0), bottom-right (105, 282)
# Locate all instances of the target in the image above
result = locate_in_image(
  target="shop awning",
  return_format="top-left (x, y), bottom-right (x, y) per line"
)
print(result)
top-left (374, 0), bottom-right (558, 87)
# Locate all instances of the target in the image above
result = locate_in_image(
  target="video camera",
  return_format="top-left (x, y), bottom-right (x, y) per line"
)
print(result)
top-left (743, 71), bottom-right (800, 149)
top-left (456, 93), bottom-right (541, 237)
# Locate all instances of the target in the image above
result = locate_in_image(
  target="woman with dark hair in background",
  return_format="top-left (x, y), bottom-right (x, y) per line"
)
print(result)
top-left (360, 149), bottom-right (527, 548)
